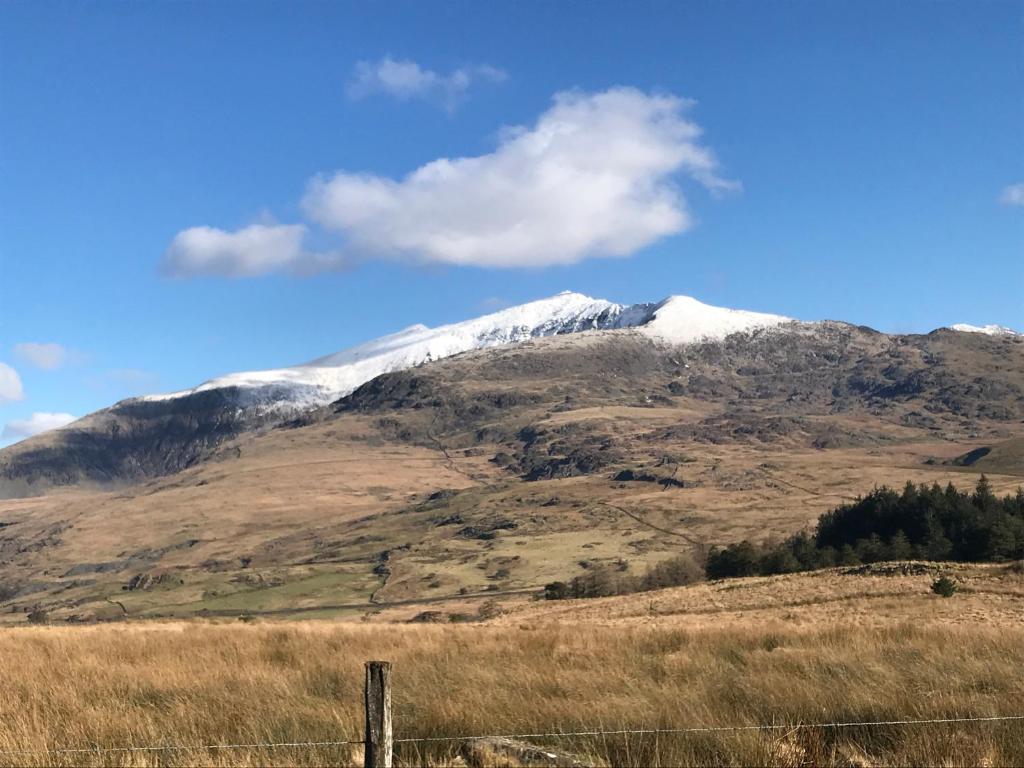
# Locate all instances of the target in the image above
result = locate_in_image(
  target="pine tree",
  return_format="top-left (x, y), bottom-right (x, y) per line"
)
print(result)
top-left (888, 530), bottom-right (914, 560)
top-left (838, 544), bottom-right (860, 566)
top-left (973, 475), bottom-right (996, 513)
top-left (856, 533), bottom-right (886, 563)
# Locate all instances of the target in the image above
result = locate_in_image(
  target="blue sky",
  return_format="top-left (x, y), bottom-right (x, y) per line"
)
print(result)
top-left (1, 0), bottom-right (1022, 444)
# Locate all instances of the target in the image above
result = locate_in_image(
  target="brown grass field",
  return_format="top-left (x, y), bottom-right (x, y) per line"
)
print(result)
top-left (2, 563), bottom-right (1023, 768)
top-left (2, 415), bottom-right (1021, 625)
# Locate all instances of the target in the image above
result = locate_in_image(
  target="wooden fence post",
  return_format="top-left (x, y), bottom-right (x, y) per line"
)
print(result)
top-left (364, 661), bottom-right (393, 768)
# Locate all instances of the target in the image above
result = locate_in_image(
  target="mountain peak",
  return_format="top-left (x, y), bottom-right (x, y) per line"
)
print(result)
top-left (131, 291), bottom-right (801, 414)
top-left (137, 290), bottom-right (630, 410)
top-left (640, 295), bottom-right (793, 344)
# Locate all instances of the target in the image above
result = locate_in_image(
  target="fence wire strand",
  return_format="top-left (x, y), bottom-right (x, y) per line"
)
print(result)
top-left (393, 714), bottom-right (1024, 743)
top-left (0, 740), bottom-right (363, 757)
top-left (2, 714), bottom-right (1022, 756)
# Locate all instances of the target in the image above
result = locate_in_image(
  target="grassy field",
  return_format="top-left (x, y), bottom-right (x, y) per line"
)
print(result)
top-left (3, 417), bottom-right (1020, 624)
top-left (2, 580), bottom-right (1023, 767)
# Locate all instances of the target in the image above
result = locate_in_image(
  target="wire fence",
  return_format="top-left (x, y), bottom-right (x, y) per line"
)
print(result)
top-left (3, 714), bottom-right (1022, 757)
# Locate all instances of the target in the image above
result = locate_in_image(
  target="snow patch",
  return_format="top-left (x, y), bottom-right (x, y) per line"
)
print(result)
top-left (639, 295), bottom-right (792, 344)
top-left (949, 323), bottom-right (1021, 337)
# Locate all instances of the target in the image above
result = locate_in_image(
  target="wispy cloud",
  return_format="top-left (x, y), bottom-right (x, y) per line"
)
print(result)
top-left (1000, 183), bottom-right (1024, 207)
top-left (162, 87), bottom-right (737, 278)
top-left (2, 412), bottom-right (76, 440)
top-left (160, 224), bottom-right (342, 278)
top-left (14, 342), bottom-right (68, 370)
top-left (346, 56), bottom-right (507, 112)
top-left (0, 363), bottom-right (24, 403)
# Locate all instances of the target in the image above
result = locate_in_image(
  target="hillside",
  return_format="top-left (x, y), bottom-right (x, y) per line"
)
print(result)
top-left (3, 291), bottom-right (1020, 496)
top-left (0, 312), bottom-right (1021, 623)
top-left (0, 293), bottom-right (793, 495)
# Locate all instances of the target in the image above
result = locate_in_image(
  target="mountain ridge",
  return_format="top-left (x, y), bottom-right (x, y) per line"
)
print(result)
top-left (1, 291), bottom-right (1020, 497)
top-left (133, 291), bottom-right (795, 410)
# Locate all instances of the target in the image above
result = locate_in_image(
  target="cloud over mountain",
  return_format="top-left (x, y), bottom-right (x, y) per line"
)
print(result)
top-left (163, 88), bottom-right (736, 277)
top-left (308, 88), bottom-right (736, 268)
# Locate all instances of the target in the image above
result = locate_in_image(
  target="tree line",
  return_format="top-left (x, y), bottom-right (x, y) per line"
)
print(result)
top-left (543, 477), bottom-right (1022, 600)
top-left (706, 477), bottom-right (1024, 579)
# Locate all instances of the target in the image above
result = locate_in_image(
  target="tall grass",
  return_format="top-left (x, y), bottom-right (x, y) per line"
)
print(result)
top-left (0, 621), bottom-right (1021, 766)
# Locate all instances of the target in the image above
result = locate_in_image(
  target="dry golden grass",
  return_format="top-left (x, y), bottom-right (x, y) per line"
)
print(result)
top-left (1, 614), bottom-right (1022, 767)
top-left (491, 562), bottom-right (1024, 630)
top-left (2, 420), bottom-right (1020, 624)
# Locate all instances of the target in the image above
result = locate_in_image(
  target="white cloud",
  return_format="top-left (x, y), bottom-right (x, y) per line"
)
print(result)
top-left (303, 87), bottom-right (737, 268)
top-left (160, 223), bottom-right (338, 278)
top-left (162, 88), bottom-right (736, 278)
top-left (0, 363), bottom-right (23, 403)
top-left (14, 342), bottom-right (67, 370)
top-left (347, 57), bottom-right (507, 111)
top-left (2, 412), bottom-right (76, 440)
top-left (1000, 183), bottom-right (1024, 207)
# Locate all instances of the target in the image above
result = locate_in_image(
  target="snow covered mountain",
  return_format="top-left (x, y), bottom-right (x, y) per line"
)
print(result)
top-left (137, 292), bottom-right (794, 413)
top-left (3, 290), bottom-right (1023, 496)
top-left (639, 295), bottom-right (791, 343)
top-left (8, 289), bottom-right (1019, 449)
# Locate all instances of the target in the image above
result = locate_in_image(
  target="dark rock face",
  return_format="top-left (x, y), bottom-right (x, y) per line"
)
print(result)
top-left (512, 423), bottom-right (624, 481)
top-left (0, 387), bottom-right (282, 496)
top-left (337, 371), bottom-right (547, 433)
top-left (613, 469), bottom-right (690, 488)
top-left (953, 447), bottom-right (992, 466)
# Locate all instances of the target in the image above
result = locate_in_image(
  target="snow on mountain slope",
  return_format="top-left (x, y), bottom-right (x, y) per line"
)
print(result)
top-left (141, 292), bottom-right (633, 410)
top-left (638, 295), bottom-right (792, 343)
top-left (136, 291), bottom-right (800, 413)
top-left (949, 323), bottom-right (1021, 337)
